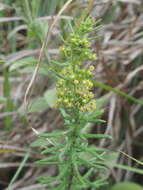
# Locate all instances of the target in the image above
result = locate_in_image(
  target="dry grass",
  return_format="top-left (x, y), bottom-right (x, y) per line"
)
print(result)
top-left (0, 0), bottom-right (143, 189)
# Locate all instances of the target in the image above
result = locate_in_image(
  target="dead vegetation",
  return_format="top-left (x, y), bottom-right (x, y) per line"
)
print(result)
top-left (0, 0), bottom-right (143, 189)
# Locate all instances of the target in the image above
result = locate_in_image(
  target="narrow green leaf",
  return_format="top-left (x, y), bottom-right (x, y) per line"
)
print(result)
top-left (30, 138), bottom-right (50, 148)
top-left (8, 152), bottom-right (30, 189)
top-left (9, 57), bottom-right (37, 71)
top-left (36, 155), bottom-right (57, 163)
top-left (85, 119), bottom-right (106, 123)
top-left (68, 19), bottom-right (74, 33)
top-left (38, 176), bottom-right (57, 183)
top-left (44, 88), bottom-right (57, 107)
top-left (82, 109), bottom-right (104, 121)
top-left (36, 161), bottom-right (59, 165)
top-left (51, 60), bottom-right (70, 66)
top-left (3, 68), bottom-right (12, 131)
top-left (83, 168), bottom-right (94, 179)
top-left (20, 66), bottom-right (49, 76)
top-left (83, 133), bottom-right (112, 140)
top-left (47, 0), bottom-right (58, 15)
top-left (96, 95), bottom-right (109, 110)
top-left (31, 0), bottom-right (41, 18)
top-left (93, 80), bottom-right (143, 106)
top-left (113, 163), bottom-right (143, 175)
top-left (40, 129), bottom-right (65, 137)
top-left (27, 97), bottom-right (49, 113)
top-left (111, 182), bottom-right (143, 190)
top-left (23, 0), bottom-right (32, 23)
top-left (0, 97), bottom-right (7, 103)
top-left (41, 144), bottom-right (63, 154)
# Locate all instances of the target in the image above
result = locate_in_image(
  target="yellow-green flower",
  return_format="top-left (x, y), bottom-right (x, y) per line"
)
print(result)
top-left (74, 80), bottom-right (79, 85)
top-left (55, 17), bottom-right (99, 112)
top-left (89, 65), bottom-right (94, 71)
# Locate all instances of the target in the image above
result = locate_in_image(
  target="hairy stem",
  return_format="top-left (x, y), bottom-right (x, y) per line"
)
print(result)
top-left (66, 116), bottom-right (79, 189)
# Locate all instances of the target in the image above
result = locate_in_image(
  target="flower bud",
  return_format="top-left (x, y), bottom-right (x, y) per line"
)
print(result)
top-left (89, 65), bottom-right (94, 71)
top-left (74, 80), bottom-right (79, 85)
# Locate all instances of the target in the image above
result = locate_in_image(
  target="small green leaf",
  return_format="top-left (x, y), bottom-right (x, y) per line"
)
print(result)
top-left (85, 119), bottom-right (105, 123)
top-left (27, 97), bottom-right (49, 113)
top-left (30, 138), bottom-right (50, 148)
top-left (96, 95), bottom-right (109, 110)
top-left (0, 97), bottom-right (7, 103)
top-left (80, 109), bottom-right (104, 124)
top-left (41, 144), bottom-right (63, 154)
top-left (36, 155), bottom-right (57, 164)
top-left (9, 57), bottom-right (37, 71)
top-left (51, 60), bottom-right (70, 67)
top-left (20, 66), bottom-right (49, 76)
top-left (38, 130), bottom-right (65, 138)
top-left (44, 88), bottom-right (57, 107)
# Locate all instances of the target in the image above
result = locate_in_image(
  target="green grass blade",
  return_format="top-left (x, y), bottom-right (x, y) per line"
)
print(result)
top-left (8, 152), bottom-right (30, 190)
top-left (23, 0), bottom-right (32, 23)
top-left (93, 80), bottom-right (143, 106)
top-left (113, 163), bottom-right (143, 175)
top-left (3, 68), bottom-right (12, 131)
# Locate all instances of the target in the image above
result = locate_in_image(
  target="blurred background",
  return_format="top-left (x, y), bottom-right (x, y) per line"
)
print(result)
top-left (0, 0), bottom-right (143, 189)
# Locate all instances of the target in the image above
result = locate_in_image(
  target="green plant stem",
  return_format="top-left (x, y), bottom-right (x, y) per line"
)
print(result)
top-left (3, 68), bottom-right (12, 131)
top-left (66, 113), bottom-right (80, 189)
top-left (67, 146), bottom-right (74, 189)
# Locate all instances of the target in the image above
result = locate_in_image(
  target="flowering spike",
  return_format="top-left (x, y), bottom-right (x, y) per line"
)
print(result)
top-left (54, 17), bottom-right (100, 113)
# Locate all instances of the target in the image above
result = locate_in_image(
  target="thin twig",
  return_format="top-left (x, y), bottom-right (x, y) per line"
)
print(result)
top-left (24, 0), bottom-right (73, 118)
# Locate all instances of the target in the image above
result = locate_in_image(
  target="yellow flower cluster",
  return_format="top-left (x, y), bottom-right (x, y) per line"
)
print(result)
top-left (54, 17), bottom-right (99, 112)
top-left (60, 33), bottom-right (97, 61)
top-left (55, 64), bottom-right (96, 112)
